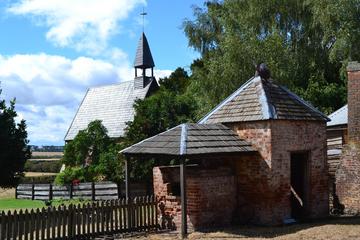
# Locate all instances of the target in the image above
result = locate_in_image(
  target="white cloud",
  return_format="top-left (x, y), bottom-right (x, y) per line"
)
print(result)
top-left (8, 0), bottom-right (146, 53)
top-left (0, 53), bottom-right (171, 146)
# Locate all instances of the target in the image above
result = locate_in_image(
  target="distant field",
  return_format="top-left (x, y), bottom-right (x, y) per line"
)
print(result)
top-left (24, 172), bottom-right (57, 177)
top-left (32, 152), bottom-right (63, 157)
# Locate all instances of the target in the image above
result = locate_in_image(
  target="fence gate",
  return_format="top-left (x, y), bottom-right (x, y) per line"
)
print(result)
top-left (0, 197), bottom-right (158, 240)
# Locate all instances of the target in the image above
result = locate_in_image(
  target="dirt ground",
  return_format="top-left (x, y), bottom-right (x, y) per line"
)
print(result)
top-left (0, 188), bottom-right (15, 199)
top-left (112, 217), bottom-right (360, 240)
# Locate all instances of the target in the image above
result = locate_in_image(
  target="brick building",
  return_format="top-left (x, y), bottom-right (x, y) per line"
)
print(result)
top-left (121, 68), bottom-right (330, 232)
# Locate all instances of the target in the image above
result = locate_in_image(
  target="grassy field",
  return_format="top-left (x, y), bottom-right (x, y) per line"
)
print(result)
top-left (0, 199), bottom-right (44, 211)
top-left (24, 172), bottom-right (57, 177)
top-left (31, 151), bottom-right (63, 160)
top-left (0, 198), bottom-right (91, 211)
top-left (129, 217), bottom-right (360, 240)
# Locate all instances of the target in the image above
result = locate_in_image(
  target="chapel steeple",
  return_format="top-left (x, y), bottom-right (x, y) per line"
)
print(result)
top-left (134, 32), bottom-right (155, 81)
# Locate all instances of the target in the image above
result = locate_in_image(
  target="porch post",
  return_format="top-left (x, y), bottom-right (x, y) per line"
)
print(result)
top-left (125, 156), bottom-right (130, 199)
top-left (180, 157), bottom-right (187, 238)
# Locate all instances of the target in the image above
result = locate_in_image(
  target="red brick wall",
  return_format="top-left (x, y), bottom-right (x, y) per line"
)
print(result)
top-left (229, 120), bottom-right (328, 225)
top-left (335, 62), bottom-right (360, 214)
top-left (271, 120), bottom-right (329, 219)
top-left (153, 166), bottom-right (236, 231)
top-left (347, 63), bottom-right (360, 143)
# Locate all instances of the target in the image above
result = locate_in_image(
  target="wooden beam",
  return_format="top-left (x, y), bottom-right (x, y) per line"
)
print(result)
top-left (125, 157), bottom-right (130, 199)
top-left (180, 157), bottom-right (187, 238)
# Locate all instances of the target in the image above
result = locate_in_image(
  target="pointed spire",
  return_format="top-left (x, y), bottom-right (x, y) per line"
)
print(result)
top-left (134, 32), bottom-right (155, 68)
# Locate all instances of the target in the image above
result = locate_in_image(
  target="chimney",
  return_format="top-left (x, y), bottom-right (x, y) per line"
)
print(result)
top-left (347, 61), bottom-right (360, 144)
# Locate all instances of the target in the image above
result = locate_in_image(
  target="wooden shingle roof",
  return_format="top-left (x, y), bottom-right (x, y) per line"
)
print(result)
top-left (199, 76), bottom-right (329, 124)
top-left (121, 123), bottom-right (255, 157)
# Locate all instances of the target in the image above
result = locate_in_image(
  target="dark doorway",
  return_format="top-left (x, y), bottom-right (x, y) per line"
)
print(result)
top-left (290, 152), bottom-right (309, 219)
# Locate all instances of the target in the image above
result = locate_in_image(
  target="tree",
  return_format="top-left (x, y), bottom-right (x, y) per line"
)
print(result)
top-left (62, 120), bottom-right (110, 167)
top-left (58, 120), bottom-right (123, 184)
top-left (0, 91), bottom-right (31, 187)
top-left (122, 68), bottom-right (198, 180)
top-left (183, 0), bottom-right (360, 115)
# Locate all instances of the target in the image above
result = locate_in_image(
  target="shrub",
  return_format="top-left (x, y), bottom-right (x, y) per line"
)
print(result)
top-left (54, 166), bottom-right (98, 185)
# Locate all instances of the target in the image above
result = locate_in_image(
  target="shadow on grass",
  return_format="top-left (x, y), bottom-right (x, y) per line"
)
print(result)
top-left (194, 216), bottom-right (360, 239)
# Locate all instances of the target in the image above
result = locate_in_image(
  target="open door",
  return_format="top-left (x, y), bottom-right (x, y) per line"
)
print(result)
top-left (290, 152), bottom-right (309, 219)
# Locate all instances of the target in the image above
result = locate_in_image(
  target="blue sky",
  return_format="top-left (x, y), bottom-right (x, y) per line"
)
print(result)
top-left (0, 0), bottom-right (202, 146)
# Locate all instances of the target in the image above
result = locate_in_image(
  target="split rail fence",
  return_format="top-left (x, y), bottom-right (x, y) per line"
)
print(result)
top-left (0, 197), bottom-right (158, 239)
top-left (16, 182), bottom-right (119, 201)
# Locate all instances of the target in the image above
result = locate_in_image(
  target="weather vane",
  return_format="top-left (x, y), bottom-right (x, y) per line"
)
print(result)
top-left (140, 8), bottom-right (147, 32)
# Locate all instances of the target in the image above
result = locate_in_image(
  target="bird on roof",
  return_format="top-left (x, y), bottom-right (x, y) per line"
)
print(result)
top-left (255, 63), bottom-right (271, 80)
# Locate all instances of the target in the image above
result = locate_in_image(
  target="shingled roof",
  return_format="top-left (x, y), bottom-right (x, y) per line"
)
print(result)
top-left (121, 123), bottom-right (255, 157)
top-left (199, 76), bottom-right (329, 124)
top-left (65, 79), bottom-right (158, 141)
top-left (134, 32), bottom-right (155, 68)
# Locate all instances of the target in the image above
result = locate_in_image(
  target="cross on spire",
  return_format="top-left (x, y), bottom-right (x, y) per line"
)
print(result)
top-left (140, 8), bottom-right (147, 32)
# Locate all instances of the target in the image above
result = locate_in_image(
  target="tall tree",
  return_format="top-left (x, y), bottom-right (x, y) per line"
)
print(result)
top-left (123, 68), bottom-right (197, 180)
top-left (184, 0), bottom-right (360, 116)
top-left (0, 90), bottom-right (31, 187)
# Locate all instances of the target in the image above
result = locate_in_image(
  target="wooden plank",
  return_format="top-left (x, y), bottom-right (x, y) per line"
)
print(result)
top-left (41, 208), bottom-right (45, 239)
top-left (24, 209), bottom-right (30, 240)
top-left (17, 195), bottom-right (32, 199)
top-left (34, 185), bottom-right (50, 190)
top-left (33, 191), bottom-right (50, 196)
top-left (12, 210), bottom-right (18, 240)
top-left (52, 186), bottom-right (69, 190)
top-left (6, 211), bottom-right (12, 240)
top-left (95, 195), bottom-right (118, 200)
top-left (17, 185), bottom-right (33, 190)
top-left (29, 209), bottom-right (35, 240)
top-left (46, 208), bottom-right (50, 240)
top-left (72, 185), bottom-right (92, 190)
top-left (0, 211), bottom-right (7, 240)
top-left (94, 189), bottom-right (118, 195)
top-left (35, 209), bottom-right (40, 240)
top-left (34, 196), bottom-right (49, 200)
top-left (94, 183), bottom-right (118, 189)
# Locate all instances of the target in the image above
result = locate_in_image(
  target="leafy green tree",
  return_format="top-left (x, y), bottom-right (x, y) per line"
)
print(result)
top-left (62, 120), bottom-right (110, 167)
top-left (0, 91), bottom-right (31, 187)
top-left (122, 68), bottom-right (198, 180)
top-left (59, 120), bottom-right (124, 184)
top-left (184, 0), bottom-right (360, 115)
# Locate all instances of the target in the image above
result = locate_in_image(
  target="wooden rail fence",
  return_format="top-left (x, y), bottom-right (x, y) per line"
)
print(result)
top-left (16, 182), bottom-right (119, 201)
top-left (0, 197), bottom-right (158, 239)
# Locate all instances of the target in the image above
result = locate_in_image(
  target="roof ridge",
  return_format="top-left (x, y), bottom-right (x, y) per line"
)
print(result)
top-left (198, 76), bottom-right (257, 124)
top-left (180, 124), bottom-right (188, 155)
top-left (278, 85), bottom-right (330, 121)
top-left (258, 79), bottom-right (275, 119)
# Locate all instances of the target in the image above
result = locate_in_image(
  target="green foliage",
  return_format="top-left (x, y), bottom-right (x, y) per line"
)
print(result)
top-left (183, 0), bottom-right (360, 115)
top-left (54, 166), bottom-right (97, 185)
top-left (96, 143), bottom-right (124, 183)
top-left (24, 160), bottom-right (62, 173)
top-left (62, 120), bottom-right (110, 167)
top-left (59, 120), bottom-right (123, 185)
top-left (122, 68), bottom-right (198, 180)
top-left (0, 90), bottom-right (31, 187)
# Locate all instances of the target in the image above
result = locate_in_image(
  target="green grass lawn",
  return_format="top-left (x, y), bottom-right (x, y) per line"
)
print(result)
top-left (0, 198), bottom-right (44, 212)
top-left (0, 198), bottom-right (91, 212)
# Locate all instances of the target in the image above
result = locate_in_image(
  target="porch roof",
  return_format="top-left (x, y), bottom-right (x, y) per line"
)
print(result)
top-left (120, 123), bottom-right (255, 157)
